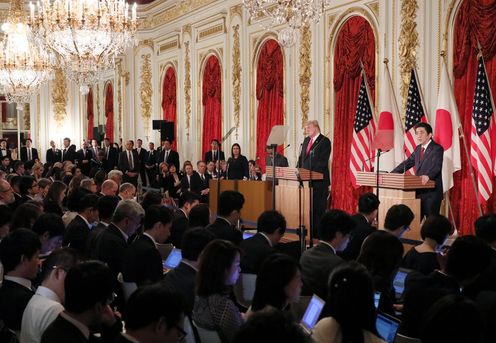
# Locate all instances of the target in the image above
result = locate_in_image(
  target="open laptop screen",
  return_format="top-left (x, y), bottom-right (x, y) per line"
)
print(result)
top-left (393, 268), bottom-right (411, 298)
top-left (300, 295), bottom-right (325, 332)
top-left (376, 313), bottom-right (400, 343)
top-left (243, 232), bottom-right (255, 240)
top-left (163, 248), bottom-right (182, 270)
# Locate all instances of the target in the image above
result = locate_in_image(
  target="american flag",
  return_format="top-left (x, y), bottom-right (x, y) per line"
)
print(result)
top-left (403, 69), bottom-right (427, 173)
top-left (470, 56), bottom-right (496, 203)
top-left (350, 73), bottom-right (376, 187)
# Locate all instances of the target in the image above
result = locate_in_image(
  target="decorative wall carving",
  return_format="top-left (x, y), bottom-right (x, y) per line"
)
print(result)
top-left (140, 54), bottom-right (153, 133)
top-left (182, 24), bottom-right (192, 36)
top-left (51, 68), bottom-right (67, 125)
top-left (96, 84), bottom-right (100, 121)
top-left (399, 0), bottom-right (419, 111)
top-left (230, 4), bottom-right (243, 20)
top-left (159, 37), bottom-right (180, 54)
top-left (197, 22), bottom-right (225, 42)
top-left (23, 103), bottom-right (30, 130)
top-left (232, 24), bottom-right (241, 133)
top-left (366, 1), bottom-right (379, 18)
top-left (116, 60), bottom-right (124, 134)
top-left (184, 41), bottom-right (192, 135)
top-left (135, 40), bottom-right (154, 55)
top-left (299, 24), bottom-right (312, 127)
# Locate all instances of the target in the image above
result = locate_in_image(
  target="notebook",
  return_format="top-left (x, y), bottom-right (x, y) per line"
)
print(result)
top-left (393, 268), bottom-right (412, 299)
top-left (376, 312), bottom-right (401, 343)
top-left (163, 248), bottom-right (182, 270)
top-left (300, 295), bottom-right (325, 334)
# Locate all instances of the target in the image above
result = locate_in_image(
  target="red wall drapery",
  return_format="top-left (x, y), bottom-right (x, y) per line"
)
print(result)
top-left (450, 0), bottom-right (496, 235)
top-left (86, 88), bottom-right (94, 139)
top-left (330, 16), bottom-right (376, 214)
top-left (202, 55), bottom-right (222, 156)
top-left (162, 66), bottom-right (177, 150)
top-left (105, 83), bottom-right (114, 143)
top-left (256, 39), bottom-right (284, 172)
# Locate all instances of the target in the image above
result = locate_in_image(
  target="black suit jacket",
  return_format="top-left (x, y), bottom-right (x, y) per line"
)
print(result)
top-left (162, 262), bottom-right (197, 314)
top-left (0, 148), bottom-right (11, 161)
top-left (340, 214), bottom-right (375, 261)
top-left (206, 218), bottom-right (242, 246)
top-left (103, 146), bottom-right (118, 172)
top-left (240, 233), bottom-right (274, 274)
top-left (118, 150), bottom-right (140, 173)
top-left (145, 150), bottom-right (158, 167)
top-left (165, 209), bottom-right (189, 248)
top-left (0, 279), bottom-right (34, 331)
top-left (77, 149), bottom-right (93, 176)
top-left (41, 314), bottom-right (88, 343)
top-left (20, 147), bottom-right (39, 163)
top-left (134, 148), bottom-right (147, 168)
top-left (265, 153), bottom-right (289, 169)
top-left (61, 147), bottom-right (77, 163)
top-left (124, 234), bottom-right (163, 286)
top-left (297, 134), bottom-right (332, 186)
top-left (46, 148), bottom-right (62, 165)
top-left (157, 150), bottom-right (180, 170)
top-left (63, 215), bottom-right (91, 255)
top-left (205, 150), bottom-right (225, 163)
top-left (227, 155), bottom-right (249, 180)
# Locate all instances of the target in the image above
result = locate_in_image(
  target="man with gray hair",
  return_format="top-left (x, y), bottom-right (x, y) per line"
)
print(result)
top-left (0, 179), bottom-right (15, 206)
top-left (119, 182), bottom-right (136, 201)
top-left (107, 169), bottom-right (123, 187)
top-left (80, 178), bottom-right (97, 194)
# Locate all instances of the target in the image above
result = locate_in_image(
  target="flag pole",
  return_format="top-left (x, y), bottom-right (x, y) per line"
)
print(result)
top-left (413, 67), bottom-right (430, 123)
top-left (440, 51), bottom-right (482, 215)
top-left (383, 59), bottom-right (405, 131)
top-left (444, 192), bottom-right (458, 234)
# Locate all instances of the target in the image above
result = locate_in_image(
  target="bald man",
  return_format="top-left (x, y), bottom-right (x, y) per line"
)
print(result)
top-left (100, 179), bottom-right (118, 197)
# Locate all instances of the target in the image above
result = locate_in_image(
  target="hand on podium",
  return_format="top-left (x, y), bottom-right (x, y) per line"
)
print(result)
top-left (421, 175), bottom-right (430, 185)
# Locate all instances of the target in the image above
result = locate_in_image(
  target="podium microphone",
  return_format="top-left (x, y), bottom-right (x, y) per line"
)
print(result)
top-left (361, 149), bottom-right (390, 171)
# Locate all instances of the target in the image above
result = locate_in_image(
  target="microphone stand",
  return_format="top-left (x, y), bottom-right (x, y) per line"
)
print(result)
top-left (270, 144), bottom-right (277, 210)
top-left (308, 149), bottom-right (314, 248)
top-left (375, 149), bottom-right (382, 199)
top-left (295, 169), bottom-right (306, 254)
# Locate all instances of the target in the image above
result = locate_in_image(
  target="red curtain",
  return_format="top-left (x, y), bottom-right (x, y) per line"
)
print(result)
top-left (162, 66), bottom-right (177, 150)
top-left (450, 0), bottom-right (496, 235)
top-left (256, 39), bottom-right (284, 172)
top-left (105, 83), bottom-right (114, 143)
top-left (330, 16), bottom-right (376, 214)
top-left (202, 55), bottom-right (222, 156)
top-left (86, 88), bottom-right (94, 139)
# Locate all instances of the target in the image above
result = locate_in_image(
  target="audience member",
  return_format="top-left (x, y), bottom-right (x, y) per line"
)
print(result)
top-left (383, 204), bottom-right (414, 237)
top-left (188, 203), bottom-right (211, 228)
top-left (166, 191), bottom-right (200, 248)
top-left (35, 178), bottom-right (52, 201)
top-left (0, 179), bottom-right (15, 206)
top-left (85, 195), bottom-right (120, 257)
top-left (80, 178), bottom-right (97, 194)
top-left (206, 190), bottom-right (244, 245)
top-left (10, 202), bottom-right (43, 231)
top-left (119, 182), bottom-right (136, 200)
top-left (475, 214), bottom-right (496, 257)
top-left (0, 205), bottom-right (11, 241)
top-left (100, 179), bottom-right (118, 197)
top-left (63, 194), bottom-right (99, 254)
top-left (140, 191), bottom-right (162, 211)
top-left (32, 213), bottom-right (65, 255)
top-left (19, 176), bottom-right (39, 204)
top-left (107, 169), bottom-right (123, 187)
top-left (43, 181), bottom-right (67, 217)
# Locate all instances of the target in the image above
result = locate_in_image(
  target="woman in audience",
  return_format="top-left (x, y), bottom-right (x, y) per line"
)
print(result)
top-left (193, 240), bottom-right (243, 342)
top-left (401, 215), bottom-right (452, 275)
top-left (227, 143), bottom-right (249, 180)
top-left (165, 163), bottom-right (182, 199)
top-left (32, 213), bottom-right (65, 254)
top-left (357, 230), bottom-right (403, 315)
top-left (31, 162), bottom-right (44, 181)
top-left (35, 178), bottom-right (52, 201)
top-left (140, 191), bottom-right (163, 211)
top-left (248, 160), bottom-right (262, 181)
top-left (313, 262), bottom-right (385, 343)
top-left (43, 181), bottom-right (67, 217)
top-left (10, 202), bottom-right (43, 231)
top-left (249, 254), bottom-right (302, 317)
top-left (189, 203), bottom-right (212, 228)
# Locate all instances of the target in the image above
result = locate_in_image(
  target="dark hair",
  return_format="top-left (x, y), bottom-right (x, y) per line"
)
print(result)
top-left (251, 254), bottom-right (299, 311)
top-left (40, 247), bottom-right (79, 281)
top-left (97, 196), bottom-right (120, 221)
top-left (143, 205), bottom-right (173, 231)
top-left (78, 194), bottom-right (99, 213)
top-left (32, 213), bottom-right (65, 239)
top-left (231, 143), bottom-right (241, 157)
top-left (233, 309), bottom-right (309, 343)
top-left (164, 138), bottom-right (173, 145)
top-left (384, 204), bottom-right (414, 231)
top-left (13, 161), bottom-right (25, 172)
top-left (211, 139), bottom-right (220, 145)
top-left (64, 260), bottom-right (114, 313)
top-left (415, 122), bottom-right (433, 135)
top-left (318, 209), bottom-right (355, 241)
top-left (181, 228), bottom-right (215, 261)
top-left (196, 240), bottom-right (241, 297)
top-left (189, 203), bottom-right (211, 228)
top-left (37, 178), bottom-right (52, 190)
top-left (327, 262), bottom-right (379, 342)
top-left (445, 235), bottom-right (492, 284)
top-left (44, 181), bottom-right (67, 205)
top-left (257, 210), bottom-right (286, 235)
top-left (136, 139), bottom-right (142, 143)
top-left (25, 138), bottom-right (32, 143)
top-left (420, 215), bottom-right (453, 244)
top-left (11, 203), bottom-right (43, 231)
top-left (124, 284), bottom-right (184, 330)
top-left (357, 230), bottom-right (403, 280)
top-left (248, 159), bottom-right (256, 166)
top-left (178, 191), bottom-right (201, 208)
top-left (358, 193), bottom-right (380, 214)
top-left (475, 214), bottom-right (496, 244)
top-left (140, 191), bottom-right (162, 211)
top-left (218, 190), bottom-right (245, 217)
top-left (0, 228), bottom-right (41, 273)
top-left (0, 205), bottom-right (12, 228)
top-left (93, 170), bottom-right (107, 186)
top-left (19, 175), bottom-right (35, 195)
top-left (66, 187), bottom-right (91, 212)
top-left (420, 294), bottom-right (481, 343)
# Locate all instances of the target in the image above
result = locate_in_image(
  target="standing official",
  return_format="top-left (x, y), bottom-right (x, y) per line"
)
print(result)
top-left (118, 140), bottom-right (140, 187)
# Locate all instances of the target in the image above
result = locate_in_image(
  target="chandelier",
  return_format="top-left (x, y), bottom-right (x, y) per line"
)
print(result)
top-left (0, 0), bottom-right (54, 104)
top-left (29, 0), bottom-right (137, 94)
top-left (243, 0), bottom-right (328, 47)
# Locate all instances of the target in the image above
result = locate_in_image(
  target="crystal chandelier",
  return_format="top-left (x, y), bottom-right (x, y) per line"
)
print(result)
top-left (243, 0), bottom-right (328, 47)
top-left (0, 0), bottom-right (54, 104)
top-left (29, 0), bottom-right (137, 94)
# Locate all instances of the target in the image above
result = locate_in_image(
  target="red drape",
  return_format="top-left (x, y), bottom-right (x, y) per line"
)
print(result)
top-left (162, 66), bottom-right (177, 150)
top-left (330, 16), bottom-right (376, 214)
top-left (86, 89), bottom-right (94, 139)
top-left (105, 83), bottom-right (114, 143)
top-left (450, 0), bottom-right (496, 235)
top-left (256, 39), bottom-right (284, 172)
top-left (202, 55), bottom-right (222, 156)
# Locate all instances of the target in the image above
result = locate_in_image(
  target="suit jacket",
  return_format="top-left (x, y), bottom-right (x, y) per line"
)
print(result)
top-left (61, 146), bottom-right (77, 163)
top-left (299, 243), bottom-right (345, 298)
top-left (20, 147), bottom-right (39, 163)
top-left (118, 150), bottom-right (140, 174)
top-left (162, 262), bottom-right (197, 314)
top-left (124, 234), bottom-right (163, 286)
top-left (165, 209), bottom-right (189, 248)
top-left (40, 314), bottom-right (87, 343)
top-left (134, 148), bottom-right (147, 169)
top-left (339, 214), bottom-right (375, 261)
top-left (205, 150), bottom-right (225, 163)
top-left (157, 149), bottom-right (180, 170)
top-left (145, 150), bottom-right (158, 167)
top-left (206, 218), bottom-right (242, 246)
top-left (240, 233), bottom-right (274, 274)
top-left (265, 153), bottom-right (289, 169)
top-left (0, 148), bottom-right (11, 161)
top-left (0, 279), bottom-right (34, 331)
top-left (46, 148), bottom-right (62, 165)
top-left (181, 172), bottom-right (209, 200)
top-left (77, 148), bottom-right (93, 176)
top-left (102, 146), bottom-right (118, 172)
top-left (297, 134), bottom-right (332, 186)
top-left (227, 155), bottom-right (249, 180)
top-left (63, 215), bottom-right (91, 255)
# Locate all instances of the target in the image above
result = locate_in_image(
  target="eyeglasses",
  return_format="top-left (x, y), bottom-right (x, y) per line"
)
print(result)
top-left (106, 292), bottom-right (117, 305)
top-left (174, 324), bottom-right (187, 342)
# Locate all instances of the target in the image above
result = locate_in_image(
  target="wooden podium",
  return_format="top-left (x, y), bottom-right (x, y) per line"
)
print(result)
top-left (356, 171), bottom-right (435, 242)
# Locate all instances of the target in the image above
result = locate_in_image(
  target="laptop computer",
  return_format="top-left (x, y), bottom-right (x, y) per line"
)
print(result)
top-left (242, 231), bottom-right (255, 240)
top-left (163, 248), bottom-right (182, 270)
top-left (300, 295), bottom-right (325, 334)
top-left (374, 292), bottom-right (381, 309)
top-left (393, 268), bottom-right (412, 299)
top-left (376, 312), bottom-right (401, 343)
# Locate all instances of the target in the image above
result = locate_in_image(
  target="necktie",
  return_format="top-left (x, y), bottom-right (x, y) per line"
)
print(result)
top-left (214, 151), bottom-right (217, 161)
top-left (201, 174), bottom-right (205, 182)
top-left (165, 151), bottom-right (169, 163)
top-left (63, 149), bottom-right (66, 160)
top-left (106, 147), bottom-right (109, 159)
top-left (128, 151), bottom-right (134, 170)
top-left (306, 138), bottom-right (314, 155)
top-left (420, 147), bottom-right (425, 160)
top-left (27, 148), bottom-right (31, 161)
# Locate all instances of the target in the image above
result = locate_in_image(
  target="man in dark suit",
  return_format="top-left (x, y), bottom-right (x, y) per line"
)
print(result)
top-left (20, 138), bottom-right (39, 168)
top-left (61, 137), bottom-right (76, 163)
top-left (297, 120), bottom-right (332, 238)
top-left (0, 156), bottom-right (12, 174)
top-left (157, 138), bottom-right (180, 171)
top-left (299, 210), bottom-right (354, 298)
top-left (134, 139), bottom-right (148, 186)
top-left (392, 122), bottom-right (444, 219)
top-left (0, 139), bottom-right (11, 161)
top-left (166, 191), bottom-right (200, 248)
top-left (162, 228), bottom-right (214, 315)
top-left (77, 140), bottom-right (93, 176)
top-left (265, 145), bottom-right (289, 169)
top-left (85, 195), bottom-right (119, 257)
top-left (195, 160), bottom-right (211, 203)
top-left (18, 175), bottom-right (38, 205)
top-left (118, 140), bottom-right (140, 187)
top-left (206, 190), bottom-right (244, 245)
top-left (340, 192), bottom-right (380, 261)
top-left (240, 210), bottom-right (286, 274)
top-left (63, 194), bottom-right (99, 255)
top-left (204, 139), bottom-right (225, 164)
top-left (0, 229), bottom-right (40, 333)
top-left (46, 140), bottom-right (62, 166)
top-left (145, 142), bottom-right (158, 186)
top-left (124, 205), bottom-right (173, 286)
top-left (103, 138), bottom-right (118, 172)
